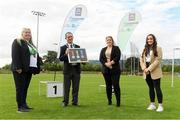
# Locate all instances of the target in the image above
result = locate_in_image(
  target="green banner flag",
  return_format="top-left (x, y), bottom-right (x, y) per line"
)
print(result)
top-left (117, 10), bottom-right (141, 52)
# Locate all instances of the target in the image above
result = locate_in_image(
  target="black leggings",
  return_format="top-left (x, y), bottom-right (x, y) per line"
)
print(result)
top-left (146, 74), bottom-right (163, 103)
top-left (103, 73), bottom-right (121, 105)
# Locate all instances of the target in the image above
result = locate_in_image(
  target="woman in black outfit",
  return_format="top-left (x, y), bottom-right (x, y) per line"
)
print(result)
top-left (11, 28), bottom-right (41, 112)
top-left (99, 36), bottom-right (121, 107)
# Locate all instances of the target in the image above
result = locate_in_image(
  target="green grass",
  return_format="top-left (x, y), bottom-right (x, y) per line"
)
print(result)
top-left (0, 73), bottom-right (180, 119)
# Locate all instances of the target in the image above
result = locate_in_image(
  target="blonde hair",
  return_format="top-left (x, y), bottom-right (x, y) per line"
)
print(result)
top-left (106, 36), bottom-right (115, 45)
top-left (19, 28), bottom-right (35, 46)
top-left (21, 27), bottom-right (31, 37)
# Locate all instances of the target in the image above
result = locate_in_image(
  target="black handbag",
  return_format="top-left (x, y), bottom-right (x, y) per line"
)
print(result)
top-left (29, 67), bottom-right (40, 74)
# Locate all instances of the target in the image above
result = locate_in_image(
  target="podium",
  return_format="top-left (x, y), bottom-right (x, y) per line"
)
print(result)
top-left (39, 81), bottom-right (63, 97)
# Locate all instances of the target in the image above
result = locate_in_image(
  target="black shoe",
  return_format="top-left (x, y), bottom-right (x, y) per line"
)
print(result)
top-left (116, 103), bottom-right (120, 107)
top-left (22, 104), bottom-right (34, 110)
top-left (24, 105), bottom-right (33, 110)
top-left (17, 107), bottom-right (29, 113)
top-left (108, 101), bottom-right (112, 105)
top-left (116, 100), bottom-right (120, 107)
top-left (26, 106), bottom-right (34, 110)
top-left (72, 103), bottom-right (78, 106)
top-left (62, 102), bottom-right (68, 107)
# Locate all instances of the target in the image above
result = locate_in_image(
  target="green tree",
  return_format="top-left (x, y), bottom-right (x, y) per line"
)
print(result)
top-left (44, 51), bottom-right (57, 63)
top-left (2, 64), bottom-right (11, 70)
top-left (125, 57), bottom-right (140, 74)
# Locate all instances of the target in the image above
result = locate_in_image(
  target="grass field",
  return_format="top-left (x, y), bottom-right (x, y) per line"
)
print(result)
top-left (0, 73), bottom-right (180, 119)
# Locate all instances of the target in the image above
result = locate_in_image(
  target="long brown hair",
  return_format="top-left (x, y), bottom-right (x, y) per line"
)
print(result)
top-left (142, 34), bottom-right (158, 57)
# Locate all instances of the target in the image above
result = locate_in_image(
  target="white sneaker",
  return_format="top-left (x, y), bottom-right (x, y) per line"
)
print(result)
top-left (156, 105), bottom-right (164, 112)
top-left (147, 104), bottom-right (156, 110)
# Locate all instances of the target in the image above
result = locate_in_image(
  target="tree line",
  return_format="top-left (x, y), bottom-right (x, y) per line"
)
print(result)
top-left (1, 51), bottom-right (180, 73)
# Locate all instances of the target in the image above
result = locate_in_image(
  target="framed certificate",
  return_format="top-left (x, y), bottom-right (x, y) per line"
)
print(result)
top-left (68, 48), bottom-right (88, 63)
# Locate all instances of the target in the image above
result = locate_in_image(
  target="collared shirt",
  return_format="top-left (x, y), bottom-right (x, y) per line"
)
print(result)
top-left (67, 43), bottom-right (74, 48)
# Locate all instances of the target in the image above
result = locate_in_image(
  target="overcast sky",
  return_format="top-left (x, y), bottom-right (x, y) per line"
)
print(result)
top-left (0, 0), bottom-right (180, 67)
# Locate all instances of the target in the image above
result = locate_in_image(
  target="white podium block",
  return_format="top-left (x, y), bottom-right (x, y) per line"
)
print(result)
top-left (39, 81), bottom-right (63, 97)
top-left (47, 82), bottom-right (63, 97)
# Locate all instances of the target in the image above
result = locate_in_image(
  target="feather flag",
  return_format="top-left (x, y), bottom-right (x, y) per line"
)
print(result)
top-left (117, 10), bottom-right (141, 52)
top-left (60, 4), bottom-right (87, 46)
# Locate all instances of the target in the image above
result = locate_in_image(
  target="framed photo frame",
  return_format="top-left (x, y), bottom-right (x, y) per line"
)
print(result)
top-left (68, 48), bottom-right (88, 63)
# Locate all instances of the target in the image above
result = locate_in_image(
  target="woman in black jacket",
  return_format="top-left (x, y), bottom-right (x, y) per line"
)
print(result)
top-left (11, 28), bottom-right (41, 112)
top-left (99, 36), bottom-right (121, 107)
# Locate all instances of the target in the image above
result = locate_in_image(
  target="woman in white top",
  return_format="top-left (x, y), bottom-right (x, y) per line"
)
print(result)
top-left (140, 34), bottom-right (164, 112)
top-left (11, 28), bottom-right (41, 113)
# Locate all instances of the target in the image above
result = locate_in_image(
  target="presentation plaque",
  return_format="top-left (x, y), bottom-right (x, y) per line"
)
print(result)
top-left (68, 48), bottom-right (88, 63)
